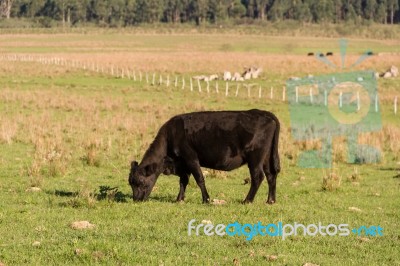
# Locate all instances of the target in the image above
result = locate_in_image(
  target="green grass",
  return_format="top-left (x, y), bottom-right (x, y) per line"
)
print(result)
top-left (0, 31), bottom-right (399, 265)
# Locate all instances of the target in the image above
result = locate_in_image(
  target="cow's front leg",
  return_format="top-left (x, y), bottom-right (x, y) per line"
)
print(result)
top-left (185, 162), bottom-right (210, 203)
top-left (181, 144), bottom-right (210, 203)
top-left (176, 174), bottom-right (189, 202)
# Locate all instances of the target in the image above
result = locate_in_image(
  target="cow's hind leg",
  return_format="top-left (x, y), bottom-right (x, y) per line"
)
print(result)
top-left (177, 173), bottom-right (189, 202)
top-left (243, 162), bottom-right (264, 204)
top-left (263, 159), bottom-right (276, 204)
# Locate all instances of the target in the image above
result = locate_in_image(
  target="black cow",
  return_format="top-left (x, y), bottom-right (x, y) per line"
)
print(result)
top-left (128, 109), bottom-right (280, 204)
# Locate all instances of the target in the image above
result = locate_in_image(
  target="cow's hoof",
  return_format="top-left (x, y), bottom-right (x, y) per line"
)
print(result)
top-left (242, 199), bottom-right (252, 204)
top-left (176, 199), bottom-right (185, 203)
top-left (202, 198), bottom-right (210, 204)
top-left (267, 200), bottom-right (275, 204)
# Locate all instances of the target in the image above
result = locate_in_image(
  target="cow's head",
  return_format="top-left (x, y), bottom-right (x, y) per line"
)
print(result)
top-left (128, 161), bottom-right (158, 201)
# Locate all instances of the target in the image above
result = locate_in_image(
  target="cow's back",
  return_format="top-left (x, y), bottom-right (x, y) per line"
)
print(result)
top-left (166, 109), bottom-right (277, 171)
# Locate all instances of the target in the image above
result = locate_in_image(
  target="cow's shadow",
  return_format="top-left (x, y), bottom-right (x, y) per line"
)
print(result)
top-left (149, 194), bottom-right (177, 203)
top-left (48, 186), bottom-right (130, 203)
top-left (378, 167), bottom-right (400, 178)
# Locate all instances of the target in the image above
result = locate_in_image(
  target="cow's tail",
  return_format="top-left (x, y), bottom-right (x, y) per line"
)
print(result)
top-left (268, 112), bottom-right (281, 175)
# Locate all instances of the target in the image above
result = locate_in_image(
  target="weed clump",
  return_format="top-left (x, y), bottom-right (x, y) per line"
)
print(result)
top-left (322, 171), bottom-right (341, 191)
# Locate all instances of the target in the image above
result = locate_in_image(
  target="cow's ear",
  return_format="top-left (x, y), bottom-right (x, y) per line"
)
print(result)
top-left (131, 161), bottom-right (139, 169)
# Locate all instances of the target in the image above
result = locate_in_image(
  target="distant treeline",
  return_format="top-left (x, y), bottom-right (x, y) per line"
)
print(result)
top-left (1, 0), bottom-right (399, 27)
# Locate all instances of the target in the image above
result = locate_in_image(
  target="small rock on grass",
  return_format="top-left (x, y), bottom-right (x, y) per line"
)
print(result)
top-left (71, 221), bottom-right (95, 230)
top-left (201, 220), bottom-right (212, 224)
top-left (358, 237), bottom-right (370, 242)
top-left (348, 207), bottom-right (362, 212)
top-left (74, 249), bottom-right (84, 255)
top-left (265, 255), bottom-right (278, 261)
top-left (303, 263), bottom-right (320, 266)
top-left (32, 241), bottom-right (41, 247)
top-left (26, 187), bottom-right (41, 192)
top-left (212, 199), bottom-right (227, 205)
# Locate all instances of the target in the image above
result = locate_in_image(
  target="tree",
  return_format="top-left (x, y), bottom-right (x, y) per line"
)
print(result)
top-left (344, 1), bottom-right (357, 22)
top-left (387, 0), bottom-right (399, 23)
top-left (227, 0), bottom-right (246, 18)
top-left (254, 0), bottom-right (269, 20)
top-left (333, 0), bottom-right (343, 22)
top-left (207, 0), bottom-right (228, 22)
top-left (124, 0), bottom-right (137, 25)
top-left (376, 0), bottom-right (387, 23)
top-left (188, 0), bottom-right (208, 25)
top-left (163, 0), bottom-right (186, 23)
top-left (56, 0), bottom-right (88, 26)
top-left (135, 0), bottom-right (164, 23)
top-left (309, 0), bottom-right (335, 23)
top-left (0, 0), bottom-right (14, 18)
top-left (89, 0), bottom-right (110, 25)
top-left (365, 0), bottom-right (377, 20)
top-left (294, 2), bottom-right (312, 23)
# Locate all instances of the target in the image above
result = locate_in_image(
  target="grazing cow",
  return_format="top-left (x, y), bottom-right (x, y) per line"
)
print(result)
top-left (209, 74), bottom-right (219, 81)
top-left (223, 71), bottom-right (232, 81)
top-left (250, 67), bottom-right (262, 79)
top-left (242, 67), bottom-right (262, 80)
top-left (129, 109), bottom-right (280, 204)
top-left (326, 52), bottom-right (333, 56)
top-left (231, 72), bottom-right (242, 81)
top-left (193, 75), bottom-right (207, 81)
top-left (307, 52), bottom-right (314, 56)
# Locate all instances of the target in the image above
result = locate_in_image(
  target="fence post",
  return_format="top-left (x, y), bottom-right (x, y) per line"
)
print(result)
top-left (282, 86), bottom-right (285, 101)
top-left (197, 79), bottom-right (202, 92)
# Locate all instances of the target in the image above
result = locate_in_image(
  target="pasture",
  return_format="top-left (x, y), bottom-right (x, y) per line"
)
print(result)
top-left (0, 29), bottom-right (399, 265)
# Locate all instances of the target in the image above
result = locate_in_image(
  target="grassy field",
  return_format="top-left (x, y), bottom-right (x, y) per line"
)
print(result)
top-left (0, 30), bottom-right (399, 265)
